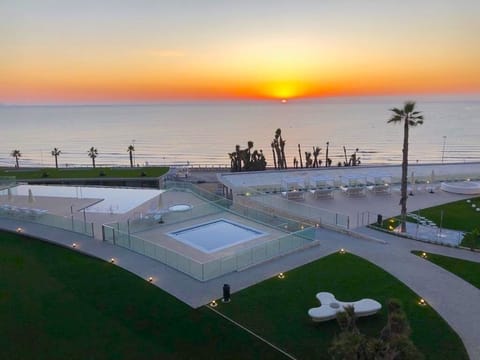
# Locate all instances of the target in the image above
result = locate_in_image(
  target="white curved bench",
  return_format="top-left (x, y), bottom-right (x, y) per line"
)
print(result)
top-left (308, 292), bottom-right (382, 322)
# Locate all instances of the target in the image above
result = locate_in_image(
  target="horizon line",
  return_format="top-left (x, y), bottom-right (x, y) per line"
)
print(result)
top-left (2, 92), bottom-right (480, 107)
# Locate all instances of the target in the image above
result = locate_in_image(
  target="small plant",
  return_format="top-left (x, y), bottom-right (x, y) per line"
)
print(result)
top-left (99, 171), bottom-right (106, 177)
top-left (140, 171), bottom-right (147, 177)
top-left (41, 171), bottom-right (49, 178)
top-left (461, 228), bottom-right (480, 250)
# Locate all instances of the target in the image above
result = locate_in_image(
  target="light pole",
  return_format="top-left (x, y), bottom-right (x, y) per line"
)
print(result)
top-left (441, 136), bottom-right (447, 163)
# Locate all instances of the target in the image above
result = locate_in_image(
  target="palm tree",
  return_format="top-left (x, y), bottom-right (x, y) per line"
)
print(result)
top-left (127, 144), bottom-right (135, 168)
top-left (11, 149), bottom-right (21, 168)
top-left (51, 147), bottom-right (61, 169)
top-left (388, 101), bottom-right (424, 232)
top-left (87, 147), bottom-right (98, 168)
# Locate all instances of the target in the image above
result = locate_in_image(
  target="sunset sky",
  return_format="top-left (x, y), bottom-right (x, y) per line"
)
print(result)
top-left (1, 0), bottom-right (480, 104)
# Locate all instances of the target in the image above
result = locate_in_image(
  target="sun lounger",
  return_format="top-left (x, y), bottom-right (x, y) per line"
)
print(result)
top-left (309, 188), bottom-right (334, 199)
top-left (367, 184), bottom-right (391, 195)
top-left (340, 186), bottom-right (366, 197)
top-left (308, 292), bottom-right (381, 322)
top-left (281, 190), bottom-right (305, 201)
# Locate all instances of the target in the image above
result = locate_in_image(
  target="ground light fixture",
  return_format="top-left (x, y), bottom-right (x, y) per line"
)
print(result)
top-left (421, 252), bottom-right (428, 259)
top-left (72, 243), bottom-right (77, 248)
top-left (339, 248), bottom-right (346, 254)
top-left (148, 276), bottom-right (153, 283)
top-left (16, 227), bottom-right (24, 233)
top-left (209, 300), bottom-right (218, 308)
top-left (418, 298), bottom-right (427, 306)
top-left (277, 272), bottom-right (285, 279)
top-left (110, 258), bottom-right (115, 264)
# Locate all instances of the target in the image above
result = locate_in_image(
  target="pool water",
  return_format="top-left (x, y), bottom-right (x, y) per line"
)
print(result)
top-left (5, 185), bottom-right (163, 214)
top-left (168, 219), bottom-right (266, 253)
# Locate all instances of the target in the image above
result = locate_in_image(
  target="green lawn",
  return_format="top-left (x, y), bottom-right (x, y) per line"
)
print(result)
top-left (0, 231), bottom-right (277, 360)
top-left (0, 166), bottom-right (169, 180)
top-left (0, 231), bottom-right (468, 359)
top-left (409, 197), bottom-right (480, 232)
top-left (373, 197), bottom-right (480, 248)
top-left (412, 251), bottom-right (480, 290)
top-left (216, 253), bottom-right (468, 360)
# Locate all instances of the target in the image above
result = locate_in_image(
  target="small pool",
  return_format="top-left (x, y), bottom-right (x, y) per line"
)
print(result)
top-left (168, 219), bottom-right (266, 253)
top-left (169, 204), bottom-right (192, 212)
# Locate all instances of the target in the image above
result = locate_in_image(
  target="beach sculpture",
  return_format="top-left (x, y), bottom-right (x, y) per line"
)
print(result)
top-left (301, 146), bottom-right (324, 168)
top-left (228, 141), bottom-right (266, 172)
top-left (272, 128), bottom-right (287, 169)
top-left (298, 144), bottom-right (304, 168)
top-left (342, 147), bottom-right (361, 166)
top-left (325, 141), bottom-right (332, 167)
top-left (304, 151), bottom-right (313, 168)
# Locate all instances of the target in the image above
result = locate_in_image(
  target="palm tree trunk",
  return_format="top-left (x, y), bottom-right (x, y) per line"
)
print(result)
top-left (15, 157), bottom-right (19, 168)
top-left (271, 145), bottom-right (277, 169)
top-left (92, 158), bottom-right (96, 168)
top-left (298, 144), bottom-right (303, 168)
top-left (129, 152), bottom-right (133, 167)
top-left (400, 118), bottom-right (410, 233)
top-left (55, 156), bottom-right (58, 169)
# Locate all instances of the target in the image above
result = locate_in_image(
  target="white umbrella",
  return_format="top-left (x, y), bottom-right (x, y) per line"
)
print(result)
top-left (157, 192), bottom-right (163, 208)
top-left (28, 188), bottom-right (35, 203)
top-left (428, 170), bottom-right (436, 193)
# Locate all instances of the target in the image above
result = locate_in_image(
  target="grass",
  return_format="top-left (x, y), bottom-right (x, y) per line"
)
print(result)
top-left (376, 197), bottom-right (480, 248)
top-left (0, 231), bottom-right (277, 359)
top-left (408, 197), bottom-right (480, 233)
top-left (216, 253), bottom-right (468, 360)
top-left (0, 231), bottom-right (468, 359)
top-left (412, 251), bottom-right (480, 290)
top-left (0, 166), bottom-right (169, 180)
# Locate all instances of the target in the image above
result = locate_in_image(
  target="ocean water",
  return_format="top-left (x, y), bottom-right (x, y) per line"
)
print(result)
top-left (1, 96), bottom-right (479, 168)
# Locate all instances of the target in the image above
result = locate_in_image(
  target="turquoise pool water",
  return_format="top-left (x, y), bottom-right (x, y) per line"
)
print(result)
top-left (168, 219), bottom-right (266, 253)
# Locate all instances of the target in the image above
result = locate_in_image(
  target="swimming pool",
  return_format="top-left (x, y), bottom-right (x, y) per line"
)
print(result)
top-left (5, 185), bottom-right (163, 214)
top-left (168, 219), bottom-right (267, 253)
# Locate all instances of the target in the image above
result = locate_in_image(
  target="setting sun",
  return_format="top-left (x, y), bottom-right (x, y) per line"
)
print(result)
top-left (261, 81), bottom-right (307, 100)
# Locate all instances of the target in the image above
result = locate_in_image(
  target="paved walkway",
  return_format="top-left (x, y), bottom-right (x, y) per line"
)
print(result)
top-left (1, 217), bottom-right (480, 359)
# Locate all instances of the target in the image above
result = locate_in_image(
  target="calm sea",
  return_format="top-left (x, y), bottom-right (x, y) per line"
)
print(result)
top-left (1, 96), bottom-right (479, 168)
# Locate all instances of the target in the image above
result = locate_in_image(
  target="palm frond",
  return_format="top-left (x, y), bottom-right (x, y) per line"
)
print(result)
top-left (389, 108), bottom-right (404, 116)
top-left (388, 115), bottom-right (402, 123)
top-left (404, 101), bottom-right (416, 113)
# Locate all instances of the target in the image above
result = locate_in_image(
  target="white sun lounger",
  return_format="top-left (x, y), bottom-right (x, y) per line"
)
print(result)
top-left (308, 292), bottom-right (382, 322)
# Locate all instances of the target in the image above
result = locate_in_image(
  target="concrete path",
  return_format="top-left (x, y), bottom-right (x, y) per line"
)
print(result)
top-left (1, 217), bottom-right (480, 359)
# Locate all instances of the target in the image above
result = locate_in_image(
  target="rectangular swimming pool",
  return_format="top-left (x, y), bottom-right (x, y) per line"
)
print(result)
top-left (5, 185), bottom-right (162, 214)
top-left (168, 219), bottom-right (266, 253)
